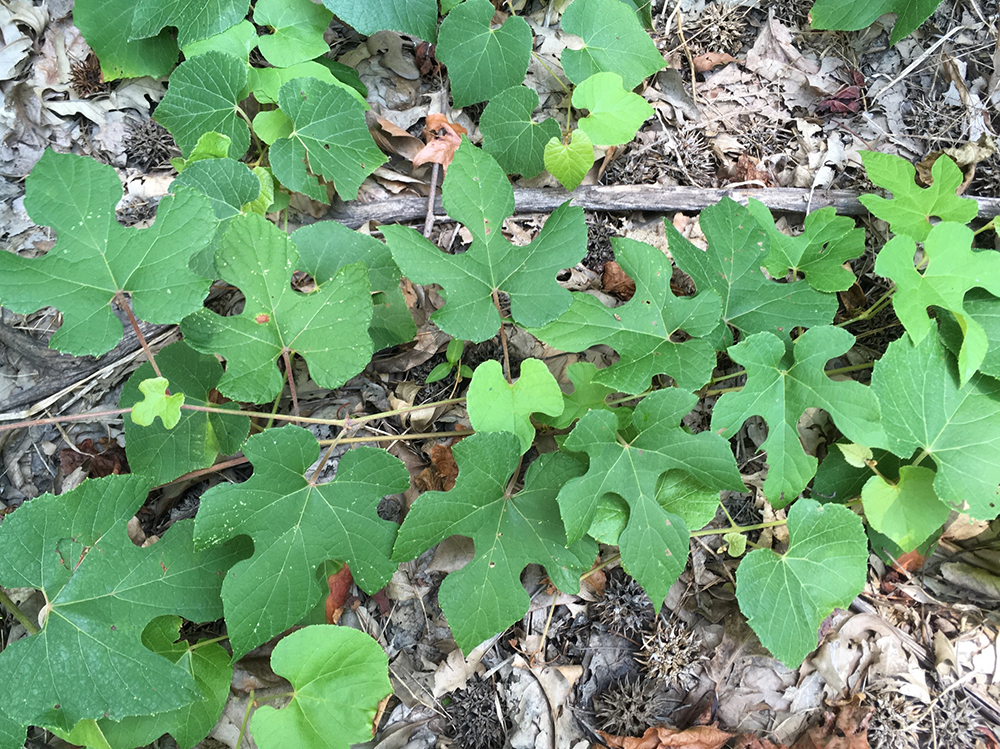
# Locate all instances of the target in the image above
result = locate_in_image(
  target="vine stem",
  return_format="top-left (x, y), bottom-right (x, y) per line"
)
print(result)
top-left (492, 289), bottom-right (513, 384)
top-left (700, 361), bottom-right (874, 397)
top-left (974, 217), bottom-right (996, 236)
top-left (318, 430), bottom-right (474, 446)
top-left (114, 292), bottom-right (162, 379)
top-left (423, 162), bottom-right (440, 238)
top-left (281, 348), bottom-right (300, 416)
top-left (0, 587), bottom-right (39, 635)
top-left (578, 552), bottom-right (621, 582)
top-left (689, 518), bottom-right (788, 538)
top-left (835, 286), bottom-right (896, 327)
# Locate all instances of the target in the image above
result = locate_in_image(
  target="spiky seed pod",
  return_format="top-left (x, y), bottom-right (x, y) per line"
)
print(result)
top-left (69, 52), bottom-right (110, 99)
top-left (925, 690), bottom-right (981, 748)
top-left (638, 616), bottom-right (706, 689)
top-left (124, 119), bottom-right (176, 171)
top-left (592, 675), bottom-right (672, 737)
top-left (445, 676), bottom-right (507, 749)
top-left (686, 4), bottom-right (748, 56)
top-left (864, 688), bottom-right (923, 749)
top-left (591, 569), bottom-right (655, 639)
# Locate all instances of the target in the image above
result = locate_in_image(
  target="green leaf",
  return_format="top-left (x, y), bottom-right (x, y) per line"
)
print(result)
top-left (560, 0), bottom-right (665, 87)
top-left (250, 62), bottom-right (365, 106)
top-left (319, 0), bottom-right (438, 41)
top-left (250, 626), bottom-right (391, 749)
top-left (394, 434), bottom-right (597, 652)
top-left (384, 141), bottom-right (587, 342)
top-left (292, 221), bottom-right (416, 352)
top-left (939, 289), bottom-right (1000, 380)
top-left (529, 237), bottom-right (722, 394)
top-left (537, 361), bottom-right (617, 430)
top-left (467, 358), bottom-right (564, 452)
top-left (619, 0), bottom-right (653, 27)
top-left (254, 109), bottom-right (296, 145)
top-left (557, 389), bottom-right (742, 608)
top-left (96, 616), bottom-right (232, 749)
top-left (194, 426), bottom-right (409, 659)
top-left (736, 499), bottom-right (868, 667)
top-left (836, 442), bottom-right (873, 469)
top-left (436, 0), bottom-right (532, 107)
top-left (120, 342), bottom-right (250, 486)
top-left (154, 51), bottom-right (250, 158)
top-left (0, 713), bottom-right (25, 749)
top-left (170, 131), bottom-right (234, 172)
top-left (876, 222), bottom-right (1000, 385)
top-left (871, 333), bottom-right (1000, 519)
top-left (859, 152), bottom-right (977, 241)
top-left (174, 157), bottom-right (261, 220)
top-left (74, 0), bottom-right (178, 79)
top-left (813, 444), bottom-right (902, 504)
top-left (131, 377), bottom-right (185, 429)
top-left (574, 72), bottom-right (653, 147)
top-left (711, 327), bottom-right (883, 506)
top-left (0, 150), bottom-right (214, 357)
top-left (544, 130), bottom-right (593, 191)
top-left (481, 86), bottom-right (561, 177)
top-left (861, 466), bottom-right (949, 552)
top-left (0, 474), bottom-right (249, 730)
top-left (270, 76), bottom-right (387, 201)
top-left (746, 200), bottom-right (866, 293)
top-left (666, 198), bottom-right (838, 347)
top-left (181, 19), bottom-right (257, 61)
top-left (426, 362), bottom-right (454, 383)
top-left (254, 0), bottom-right (334, 67)
top-left (810, 0), bottom-right (945, 44)
top-left (724, 532), bottom-right (747, 557)
top-left (181, 214), bottom-right (374, 404)
top-left (130, 0), bottom-right (250, 46)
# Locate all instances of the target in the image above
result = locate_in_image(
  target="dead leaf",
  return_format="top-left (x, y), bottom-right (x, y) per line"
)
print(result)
top-left (600, 724), bottom-right (733, 749)
top-left (790, 705), bottom-right (871, 749)
top-left (693, 52), bottom-right (740, 74)
top-left (603, 260), bottom-right (636, 300)
top-left (412, 113), bottom-right (468, 171)
top-left (325, 564), bottom-right (353, 624)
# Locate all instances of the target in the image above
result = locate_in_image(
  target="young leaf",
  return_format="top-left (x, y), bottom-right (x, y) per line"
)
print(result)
top-left (253, 0), bottom-right (334, 67)
top-left (557, 389), bottom-right (745, 607)
top-left (393, 434), bottom-right (597, 652)
top-left (73, 0), bottom-right (178, 79)
top-left (0, 474), bottom-right (249, 730)
top-left (859, 152), bottom-right (977, 241)
top-left (181, 213), bottom-right (374, 404)
top-left (813, 444), bottom-right (902, 504)
top-left (181, 19), bottom-right (257, 61)
top-left (938, 289), bottom-right (1000, 380)
top-left (131, 377), bottom-right (185, 429)
top-left (529, 237), bottom-right (722, 394)
top-left (544, 129), bottom-right (593, 191)
top-left (193, 426), bottom-right (409, 659)
top-left (436, 0), bottom-right (532, 107)
top-left (871, 333), bottom-right (1000, 519)
top-left (481, 86), bottom-right (561, 177)
top-left (292, 221), bottom-right (416, 352)
top-left (836, 442), bottom-right (873, 469)
top-left (466, 358), bottom-right (564, 452)
top-left (536, 361), bottom-right (620, 430)
top-left (130, 0), bottom-right (250, 46)
top-left (666, 198), bottom-right (838, 347)
top-left (861, 466), bottom-right (949, 552)
top-left (746, 200), bottom-right (865, 292)
top-left (735, 499), bottom-right (868, 667)
top-left (270, 76), bottom-right (387, 201)
top-left (875, 222), bottom-right (1000, 385)
top-left (383, 141), bottom-right (587, 342)
top-left (120, 342), bottom-right (250, 486)
top-left (250, 626), bottom-right (391, 749)
top-left (560, 0), bottom-right (665, 87)
top-left (154, 51), bottom-right (250, 158)
top-left (574, 72), bottom-right (654, 147)
top-left (174, 157), bottom-right (261, 221)
top-left (318, 0), bottom-right (438, 41)
top-left (810, 0), bottom-right (945, 44)
top-left (711, 327), bottom-right (883, 506)
top-left (0, 150), bottom-right (215, 357)
top-left (170, 131), bottom-right (236, 172)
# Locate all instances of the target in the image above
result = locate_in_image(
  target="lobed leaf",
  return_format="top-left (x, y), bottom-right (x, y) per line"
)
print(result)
top-left (466, 358), bottom-right (564, 452)
top-left (480, 86), bottom-right (561, 177)
top-left (861, 466), bottom-right (949, 552)
top-left (319, 0), bottom-right (438, 41)
top-left (130, 0), bottom-right (250, 46)
top-left (74, 0), bottom-right (178, 79)
top-left (574, 72), bottom-right (654, 147)
top-left (544, 130), bottom-right (593, 191)
top-left (254, 0), bottom-right (334, 67)
top-left (131, 377), bottom-right (185, 429)
top-left (810, 0), bottom-right (945, 44)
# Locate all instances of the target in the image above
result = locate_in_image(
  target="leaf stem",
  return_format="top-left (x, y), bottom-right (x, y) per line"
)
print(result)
top-left (281, 348), bottom-right (300, 416)
top-left (836, 286), bottom-right (895, 327)
top-left (529, 50), bottom-right (572, 97)
top-left (701, 361), bottom-right (874, 397)
top-left (689, 518), bottom-right (788, 538)
top-left (492, 289), bottom-right (513, 384)
top-left (238, 689), bottom-right (255, 748)
top-left (0, 587), bottom-right (39, 635)
top-left (114, 292), bottom-right (162, 379)
top-left (579, 552), bottom-right (621, 582)
top-left (180, 397), bottom-right (467, 427)
top-left (0, 408), bottom-right (133, 434)
top-left (974, 218), bottom-right (995, 236)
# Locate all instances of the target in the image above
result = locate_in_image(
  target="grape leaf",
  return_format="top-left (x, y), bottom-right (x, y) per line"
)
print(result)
top-left (544, 129), bottom-right (593, 191)
top-left (292, 221), bottom-right (416, 352)
top-left (174, 156), bottom-right (261, 221)
top-left (560, 0), bottom-right (665, 87)
top-left (181, 213), bottom-right (374, 404)
top-left (131, 377), bottom-right (185, 429)
top-left (181, 19), bottom-right (257, 61)
top-left (319, 0), bottom-right (438, 41)
top-left (74, 0), bottom-right (178, 79)
top-left (939, 289), bottom-right (1000, 379)
top-left (810, 0), bottom-right (944, 44)
top-left (711, 327), bottom-right (883, 506)
top-left (666, 198), bottom-right (838, 347)
top-left (859, 152), bottom-right (977, 241)
top-left (480, 86), bottom-right (561, 177)
top-left (0, 150), bottom-right (215, 357)
top-left (0, 474), bottom-right (249, 730)
top-left (394, 434), bottom-right (597, 652)
top-left (871, 333), bottom-right (1000, 519)
top-left (467, 358), bottom-right (564, 452)
top-left (270, 76), bottom-right (387, 201)
top-left (193, 426), bottom-right (409, 659)
top-left (536, 361), bottom-right (623, 431)
top-left (574, 72), bottom-right (654, 147)
top-left (254, 0), bottom-right (333, 67)
top-left (861, 466), bottom-right (949, 552)
top-left (557, 389), bottom-right (744, 608)
top-left (154, 51), bottom-right (250, 158)
top-left (120, 342), bottom-right (250, 486)
top-left (746, 200), bottom-right (866, 293)
top-left (529, 237), bottom-right (722, 394)
top-left (383, 141), bottom-right (587, 342)
top-left (735, 499), bottom-right (868, 667)
top-left (437, 0), bottom-right (532, 107)
top-left (875, 221), bottom-right (1000, 385)
top-left (250, 626), bottom-right (391, 749)
top-left (130, 0), bottom-right (249, 46)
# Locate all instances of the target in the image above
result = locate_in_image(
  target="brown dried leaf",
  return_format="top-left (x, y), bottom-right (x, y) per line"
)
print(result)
top-left (412, 113), bottom-right (468, 171)
top-left (603, 260), bottom-right (636, 300)
top-left (600, 725), bottom-right (733, 749)
top-left (790, 705), bottom-right (871, 749)
top-left (325, 564), bottom-right (354, 624)
top-left (692, 52), bottom-right (740, 74)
